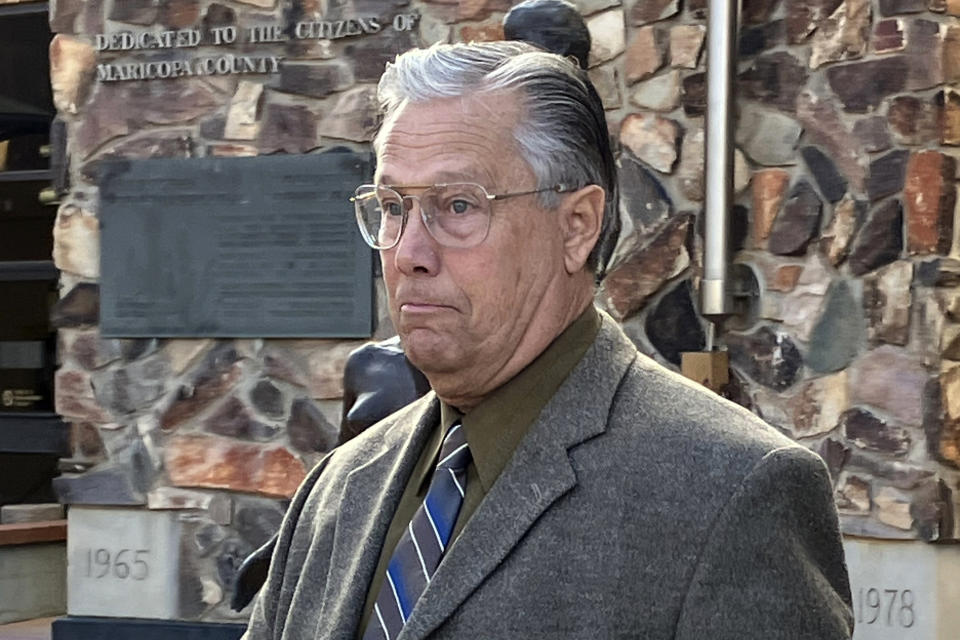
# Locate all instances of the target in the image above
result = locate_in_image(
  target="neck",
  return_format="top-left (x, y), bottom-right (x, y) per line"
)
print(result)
top-left (431, 279), bottom-right (594, 411)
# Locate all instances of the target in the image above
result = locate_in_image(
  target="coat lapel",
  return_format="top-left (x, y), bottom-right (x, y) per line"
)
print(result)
top-left (399, 314), bottom-right (638, 640)
top-left (316, 394), bottom-right (440, 639)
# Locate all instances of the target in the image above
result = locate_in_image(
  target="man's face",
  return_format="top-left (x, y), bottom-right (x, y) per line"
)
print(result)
top-left (375, 92), bottom-right (570, 402)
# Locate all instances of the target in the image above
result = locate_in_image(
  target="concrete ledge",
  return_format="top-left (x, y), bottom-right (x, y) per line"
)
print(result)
top-left (0, 542), bottom-right (66, 625)
top-left (1, 504), bottom-right (65, 525)
top-left (52, 617), bottom-right (245, 640)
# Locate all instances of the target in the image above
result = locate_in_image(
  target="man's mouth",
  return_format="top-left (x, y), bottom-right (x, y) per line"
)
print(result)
top-left (399, 302), bottom-right (453, 313)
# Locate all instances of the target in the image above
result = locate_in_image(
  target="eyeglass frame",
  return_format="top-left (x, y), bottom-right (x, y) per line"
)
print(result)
top-left (351, 182), bottom-right (575, 250)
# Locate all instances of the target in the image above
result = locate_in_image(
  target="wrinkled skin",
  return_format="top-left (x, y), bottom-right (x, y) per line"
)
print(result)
top-left (376, 91), bottom-right (604, 410)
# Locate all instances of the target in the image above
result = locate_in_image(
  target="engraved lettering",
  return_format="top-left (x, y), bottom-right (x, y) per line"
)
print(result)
top-left (344, 19), bottom-right (362, 36)
top-left (80, 548), bottom-right (152, 581)
top-left (96, 64), bottom-right (114, 82)
top-left (133, 550), bottom-right (149, 580)
top-left (209, 25), bottom-right (236, 45)
top-left (114, 550), bottom-right (130, 579)
top-left (900, 590), bottom-right (915, 628)
top-left (855, 587), bottom-right (919, 629)
top-left (95, 549), bottom-right (109, 578)
top-left (91, 15), bottom-right (391, 83)
top-left (247, 25), bottom-right (285, 43)
top-left (295, 21), bottom-right (313, 39)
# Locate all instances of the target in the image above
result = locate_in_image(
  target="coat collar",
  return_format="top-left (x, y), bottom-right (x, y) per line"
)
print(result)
top-left (399, 311), bottom-right (638, 640)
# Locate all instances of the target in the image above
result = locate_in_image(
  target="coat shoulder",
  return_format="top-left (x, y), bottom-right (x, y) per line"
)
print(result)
top-left (604, 350), bottom-right (809, 481)
top-left (292, 392), bottom-right (436, 513)
top-left (324, 392), bottom-right (435, 470)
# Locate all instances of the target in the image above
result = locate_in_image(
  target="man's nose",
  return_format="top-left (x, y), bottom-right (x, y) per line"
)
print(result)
top-left (393, 199), bottom-right (441, 275)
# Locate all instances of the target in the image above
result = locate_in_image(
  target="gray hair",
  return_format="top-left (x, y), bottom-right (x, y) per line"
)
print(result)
top-left (374, 41), bottom-right (619, 276)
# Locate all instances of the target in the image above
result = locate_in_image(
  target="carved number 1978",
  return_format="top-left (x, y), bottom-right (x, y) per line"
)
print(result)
top-left (855, 588), bottom-right (915, 628)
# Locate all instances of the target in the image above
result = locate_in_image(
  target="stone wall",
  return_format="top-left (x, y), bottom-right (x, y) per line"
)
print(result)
top-left (44, 0), bottom-right (960, 623)
top-left (590, 0), bottom-right (960, 543)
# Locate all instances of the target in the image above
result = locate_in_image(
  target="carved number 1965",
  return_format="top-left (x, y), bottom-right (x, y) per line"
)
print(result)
top-left (83, 548), bottom-right (150, 581)
top-left (856, 588), bottom-right (915, 628)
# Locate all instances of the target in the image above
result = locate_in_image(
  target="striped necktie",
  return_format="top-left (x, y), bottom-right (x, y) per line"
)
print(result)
top-left (362, 421), bottom-right (471, 640)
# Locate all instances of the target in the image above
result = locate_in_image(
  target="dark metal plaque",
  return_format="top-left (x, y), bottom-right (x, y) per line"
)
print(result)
top-left (99, 152), bottom-right (374, 338)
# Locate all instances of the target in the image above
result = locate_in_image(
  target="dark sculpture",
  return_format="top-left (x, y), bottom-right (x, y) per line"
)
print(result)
top-left (503, 0), bottom-right (591, 69)
top-left (338, 336), bottom-right (431, 445)
top-left (232, 543), bottom-right (273, 612)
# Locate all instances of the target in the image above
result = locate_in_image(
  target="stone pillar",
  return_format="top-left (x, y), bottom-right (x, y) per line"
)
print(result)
top-left (46, 0), bottom-right (412, 623)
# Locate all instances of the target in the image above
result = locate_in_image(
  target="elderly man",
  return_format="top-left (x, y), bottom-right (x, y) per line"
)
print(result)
top-left (244, 42), bottom-right (853, 640)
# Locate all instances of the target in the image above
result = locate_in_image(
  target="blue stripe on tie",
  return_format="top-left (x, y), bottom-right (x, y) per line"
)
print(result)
top-left (424, 487), bottom-right (456, 548)
top-left (386, 563), bottom-right (413, 620)
top-left (388, 535), bottom-right (427, 615)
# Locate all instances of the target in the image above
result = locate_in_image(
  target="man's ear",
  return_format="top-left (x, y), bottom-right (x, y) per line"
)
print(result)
top-left (559, 184), bottom-right (605, 274)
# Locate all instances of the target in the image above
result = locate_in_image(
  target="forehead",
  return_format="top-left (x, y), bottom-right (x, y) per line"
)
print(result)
top-left (375, 92), bottom-right (526, 186)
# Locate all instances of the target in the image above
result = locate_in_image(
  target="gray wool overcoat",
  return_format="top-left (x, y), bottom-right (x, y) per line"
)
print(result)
top-left (244, 312), bottom-right (854, 640)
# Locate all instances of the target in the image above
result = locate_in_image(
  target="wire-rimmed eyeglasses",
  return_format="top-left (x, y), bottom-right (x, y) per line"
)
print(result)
top-left (351, 182), bottom-right (571, 250)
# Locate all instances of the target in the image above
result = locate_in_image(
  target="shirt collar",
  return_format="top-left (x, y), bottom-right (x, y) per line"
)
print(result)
top-left (448, 305), bottom-right (600, 492)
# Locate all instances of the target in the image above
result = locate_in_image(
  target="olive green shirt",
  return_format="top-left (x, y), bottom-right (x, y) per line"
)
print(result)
top-left (356, 306), bottom-right (600, 636)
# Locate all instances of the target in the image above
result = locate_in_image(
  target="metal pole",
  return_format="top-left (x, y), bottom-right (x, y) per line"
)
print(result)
top-left (700, 0), bottom-right (739, 320)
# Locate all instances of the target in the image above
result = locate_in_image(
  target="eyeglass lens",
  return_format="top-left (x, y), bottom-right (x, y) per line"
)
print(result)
top-left (354, 184), bottom-right (492, 249)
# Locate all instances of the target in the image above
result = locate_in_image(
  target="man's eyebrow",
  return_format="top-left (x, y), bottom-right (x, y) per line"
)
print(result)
top-left (377, 170), bottom-right (485, 186)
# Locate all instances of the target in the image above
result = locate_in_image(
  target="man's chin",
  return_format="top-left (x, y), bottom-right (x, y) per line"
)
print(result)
top-left (400, 336), bottom-right (462, 376)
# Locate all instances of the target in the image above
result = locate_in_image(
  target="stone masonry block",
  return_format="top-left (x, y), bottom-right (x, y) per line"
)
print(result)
top-left (905, 151), bottom-right (956, 255)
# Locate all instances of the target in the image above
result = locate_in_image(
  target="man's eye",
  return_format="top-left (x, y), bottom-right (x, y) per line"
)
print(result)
top-left (442, 197), bottom-right (481, 215)
top-left (382, 201), bottom-right (403, 216)
top-left (450, 199), bottom-right (472, 214)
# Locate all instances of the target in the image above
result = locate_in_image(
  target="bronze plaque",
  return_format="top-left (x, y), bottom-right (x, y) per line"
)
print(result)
top-left (99, 151), bottom-right (374, 337)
